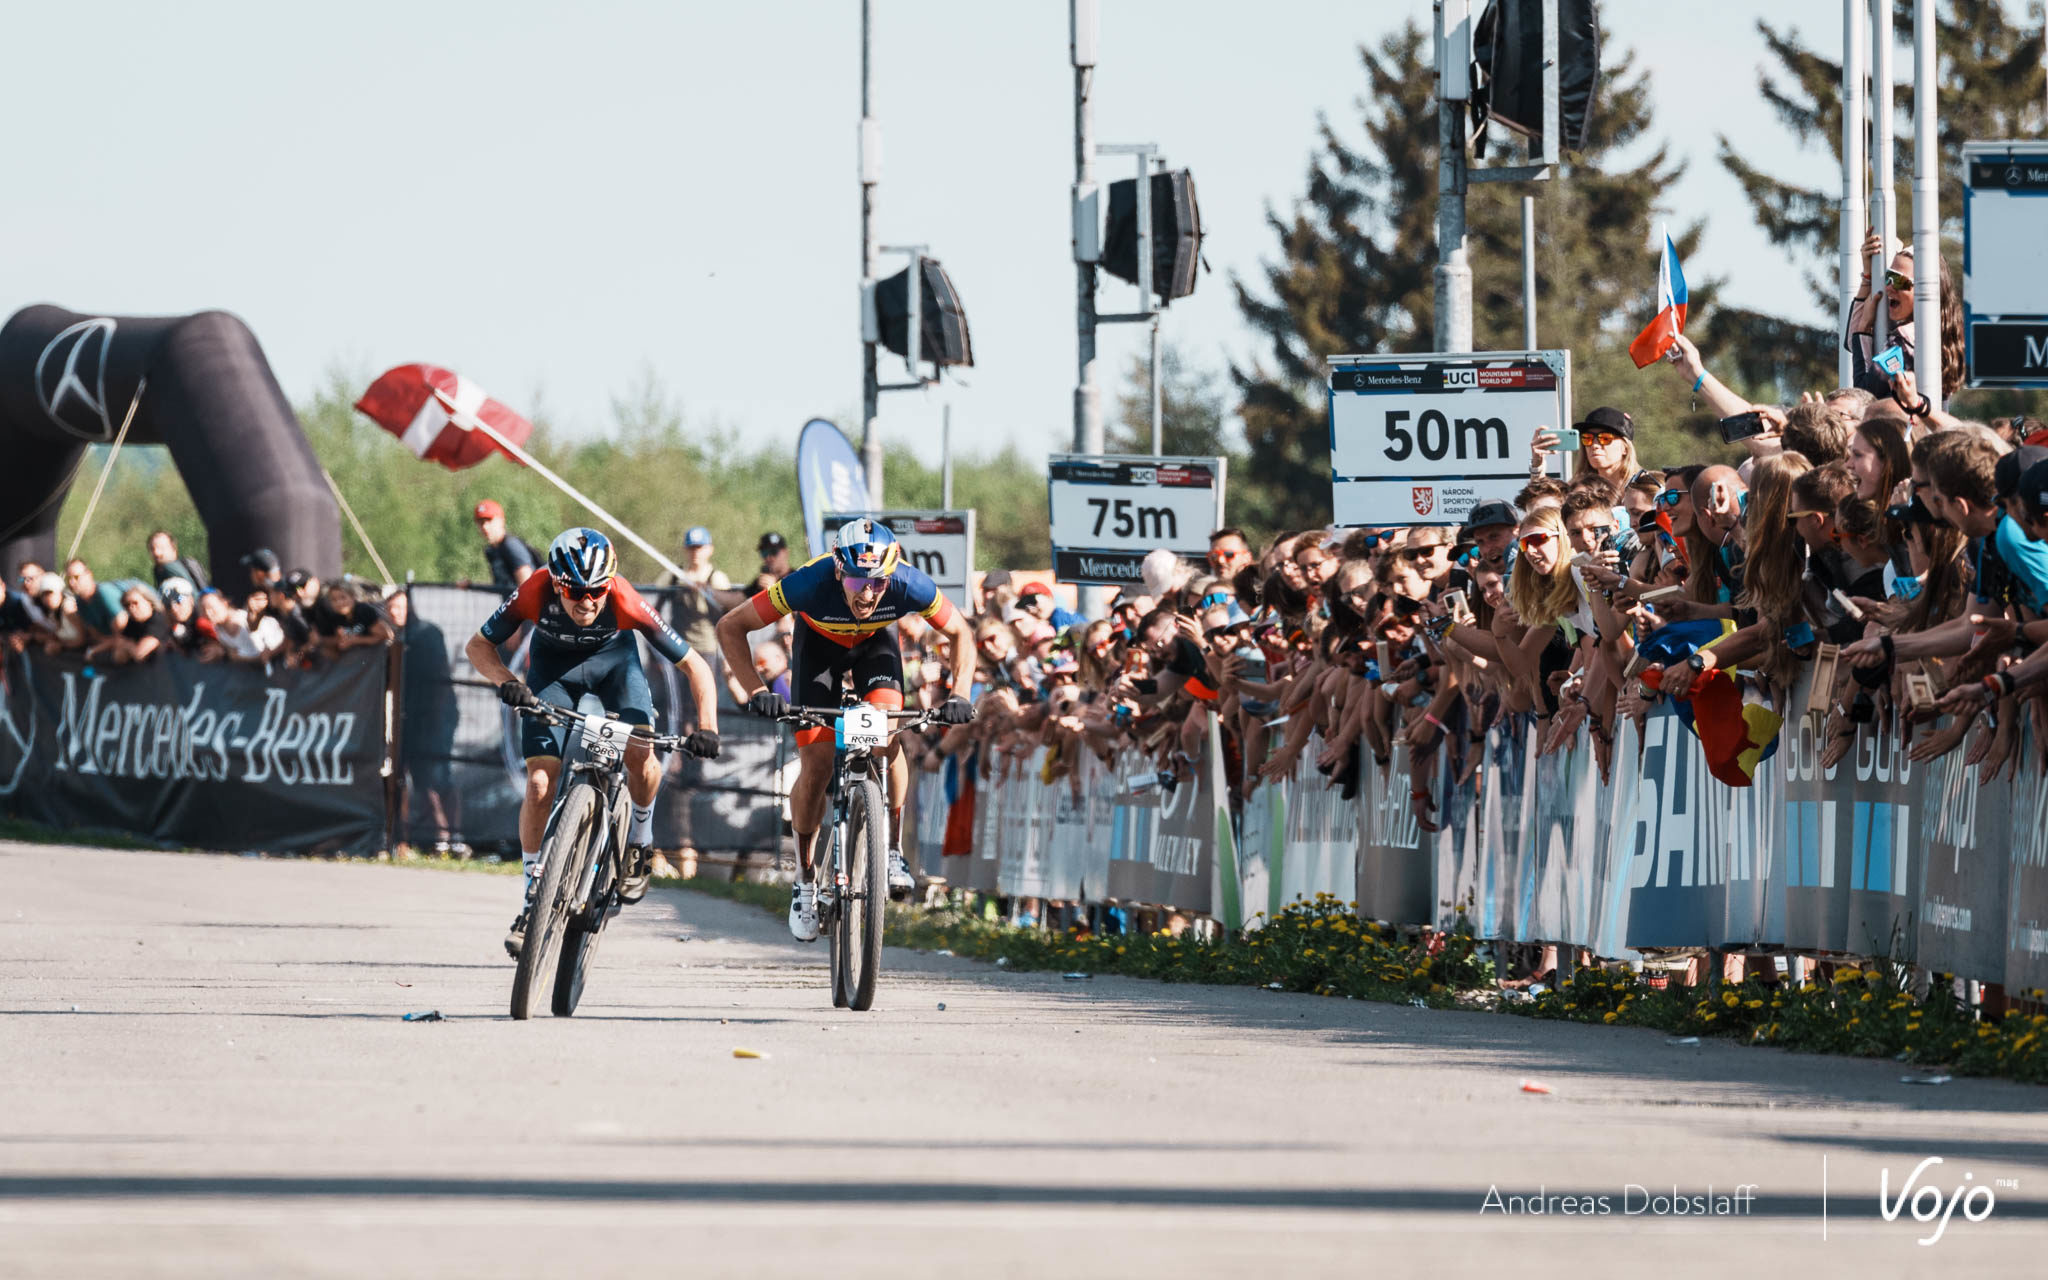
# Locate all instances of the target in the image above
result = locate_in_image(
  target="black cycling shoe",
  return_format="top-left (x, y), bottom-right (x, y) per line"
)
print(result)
top-left (504, 901), bottom-right (532, 959)
top-left (619, 845), bottom-right (652, 904)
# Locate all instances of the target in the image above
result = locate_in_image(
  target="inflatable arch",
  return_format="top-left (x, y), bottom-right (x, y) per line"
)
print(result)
top-left (0, 305), bottom-right (340, 591)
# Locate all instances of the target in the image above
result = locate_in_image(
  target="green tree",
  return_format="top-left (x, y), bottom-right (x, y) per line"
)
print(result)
top-left (1234, 21), bottom-right (1735, 533)
top-left (1717, 0), bottom-right (2048, 411)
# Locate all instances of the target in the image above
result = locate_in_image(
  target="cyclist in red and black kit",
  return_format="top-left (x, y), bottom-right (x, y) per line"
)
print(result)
top-left (465, 528), bottom-right (720, 956)
top-left (715, 519), bottom-right (975, 940)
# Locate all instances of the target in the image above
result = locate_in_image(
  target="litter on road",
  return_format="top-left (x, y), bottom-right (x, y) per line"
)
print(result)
top-left (1520, 1080), bottom-right (1552, 1095)
top-left (401, 1010), bottom-right (443, 1022)
top-left (732, 1047), bottom-right (766, 1059)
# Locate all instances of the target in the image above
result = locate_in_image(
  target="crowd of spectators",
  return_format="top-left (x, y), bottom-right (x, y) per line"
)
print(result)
top-left (853, 327), bottom-right (2048, 856)
top-left (1, 530), bottom-right (395, 670)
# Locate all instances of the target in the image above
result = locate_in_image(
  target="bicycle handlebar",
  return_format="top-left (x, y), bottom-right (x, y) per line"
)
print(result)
top-left (775, 705), bottom-right (941, 734)
top-left (513, 701), bottom-right (700, 754)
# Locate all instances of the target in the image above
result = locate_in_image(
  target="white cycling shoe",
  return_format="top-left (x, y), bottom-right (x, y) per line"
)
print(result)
top-left (886, 848), bottom-right (915, 893)
top-left (788, 881), bottom-right (821, 942)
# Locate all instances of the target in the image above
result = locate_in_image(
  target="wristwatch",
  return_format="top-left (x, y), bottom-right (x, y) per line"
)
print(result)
top-left (1686, 652), bottom-right (1709, 673)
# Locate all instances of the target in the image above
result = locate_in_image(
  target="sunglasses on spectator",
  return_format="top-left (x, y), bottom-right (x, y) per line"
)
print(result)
top-left (556, 582), bottom-right (607, 601)
top-left (1398, 546), bottom-right (1439, 564)
top-left (1786, 509), bottom-right (1828, 523)
top-left (1884, 269), bottom-right (1912, 291)
top-left (1581, 431), bottom-right (1622, 449)
top-left (1573, 524), bottom-right (1617, 540)
top-left (1655, 489), bottom-right (1685, 508)
top-left (1518, 531), bottom-right (1556, 550)
top-left (1199, 591), bottom-right (1231, 609)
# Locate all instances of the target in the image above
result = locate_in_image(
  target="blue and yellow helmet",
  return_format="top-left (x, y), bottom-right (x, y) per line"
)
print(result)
top-left (832, 518), bottom-right (901, 579)
top-left (547, 527), bottom-right (618, 589)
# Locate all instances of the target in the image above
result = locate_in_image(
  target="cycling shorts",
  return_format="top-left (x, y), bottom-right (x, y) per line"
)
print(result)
top-left (789, 624), bottom-right (903, 746)
top-left (521, 635), bottom-right (653, 760)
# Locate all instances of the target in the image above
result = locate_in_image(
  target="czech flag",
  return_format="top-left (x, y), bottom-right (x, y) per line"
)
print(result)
top-left (1636, 619), bottom-right (1782, 788)
top-left (1627, 228), bottom-right (1689, 369)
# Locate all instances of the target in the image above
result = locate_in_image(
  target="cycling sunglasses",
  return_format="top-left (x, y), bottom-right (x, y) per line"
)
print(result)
top-left (1884, 269), bottom-right (1913, 291)
top-left (1518, 531), bottom-right (1556, 550)
top-left (556, 582), bottom-right (607, 601)
top-left (843, 576), bottom-right (887, 593)
top-left (1199, 591), bottom-right (1232, 609)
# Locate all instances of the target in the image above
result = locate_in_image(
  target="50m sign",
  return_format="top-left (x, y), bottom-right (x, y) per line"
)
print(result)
top-left (1327, 350), bottom-right (1570, 527)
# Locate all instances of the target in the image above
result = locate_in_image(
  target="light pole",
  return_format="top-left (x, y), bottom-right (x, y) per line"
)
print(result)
top-left (860, 0), bottom-right (884, 505)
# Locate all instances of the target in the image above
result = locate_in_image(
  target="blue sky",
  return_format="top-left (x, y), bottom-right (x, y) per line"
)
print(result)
top-left (2, 1), bottom-right (1877, 472)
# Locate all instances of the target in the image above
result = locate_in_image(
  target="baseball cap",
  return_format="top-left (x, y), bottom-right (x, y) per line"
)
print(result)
top-left (1018, 581), bottom-right (1053, 598)
top-left (981, 569), bottom-right (1013, 591)
top-left (240, 548), bottom-right (280, 573)
top-left (284, 569), bottom-right (314, 591)
top-left (2020, 457), bottom-right (2048, 514)
top-left (684, 526), bottom-right (713, 548)
top-left (159, 577), bottom-right (195, 602)
top-left (1993, 445), bottom-right (2048, 499)
top-left (1573, 406), bottom-right (1635, 441)
top-left (473, 499), bottom-right (503, 521)
top-left (1462, 499), bottom-right (1519, 531)
top-left (757, 531), bottom-right (787, 555)
top-left (35, 572), bottom-right (63, 594)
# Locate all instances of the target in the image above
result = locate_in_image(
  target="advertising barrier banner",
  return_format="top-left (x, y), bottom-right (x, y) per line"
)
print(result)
top-left (0, 647), bottom-right (391, 854)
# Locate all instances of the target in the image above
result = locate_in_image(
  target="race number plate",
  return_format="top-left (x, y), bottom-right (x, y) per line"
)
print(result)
top-left (837, 704), bottom-right (888, 751)
top-left (580, 713), bottom-right (630, 754)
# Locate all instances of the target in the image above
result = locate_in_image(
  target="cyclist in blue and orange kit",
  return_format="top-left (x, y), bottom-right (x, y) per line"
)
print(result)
top-left (715, 519), bottom-right (975, 941)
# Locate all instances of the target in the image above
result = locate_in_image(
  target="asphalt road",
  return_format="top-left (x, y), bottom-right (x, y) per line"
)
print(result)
top-left (2, 841), bottom-right (2046, 1278)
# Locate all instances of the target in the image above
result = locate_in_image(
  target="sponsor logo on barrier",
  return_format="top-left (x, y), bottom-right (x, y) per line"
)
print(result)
top-left (1879, 1157), bottom-right (1997, 1246)
top-left (49, 670), bottom-right (359, 786)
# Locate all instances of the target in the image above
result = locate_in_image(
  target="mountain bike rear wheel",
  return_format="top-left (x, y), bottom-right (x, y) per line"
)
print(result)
top-left (837, 773), bottom-right (888, 1011)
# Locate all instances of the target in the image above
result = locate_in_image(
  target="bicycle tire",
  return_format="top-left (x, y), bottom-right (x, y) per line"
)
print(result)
top-left (829, 816), bottom-right (850, 1008)
top-left (842, 772), bottom-right (887, 1011)
top-left (510, 783), bottom-right (599, 1021)
top-left (552, 787), bottom-right (631, 1017)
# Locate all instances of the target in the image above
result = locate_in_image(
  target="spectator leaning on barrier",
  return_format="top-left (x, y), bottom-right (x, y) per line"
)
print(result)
top-left (474, 500), bottom-right (537, 591)
top-left (63, 559), bottom-right (126, 643)
top-left (110, 584), bottom-right (171, 665)
top-left (199, 588), bottom-right (282, 664)
top-left (147, 530), bottom-right (208, 592)
top-left (314, 581), bottom-right (394, 658)
top-left (158, 577), bottom-right (205, 653)
top-left (0, 570), bottom-right (49, 653)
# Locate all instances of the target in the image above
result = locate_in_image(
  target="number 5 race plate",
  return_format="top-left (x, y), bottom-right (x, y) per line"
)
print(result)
top-left (1327, 350), bottom-right (1571, 527)
top-left (1047, 454), bottom-right (1228, 587)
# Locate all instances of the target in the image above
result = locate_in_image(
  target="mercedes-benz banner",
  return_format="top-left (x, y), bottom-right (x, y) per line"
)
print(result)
top-left (1327, 350), bottom-right (1572, 527)
top-left (1047, 454), bottom-right (1226, 587)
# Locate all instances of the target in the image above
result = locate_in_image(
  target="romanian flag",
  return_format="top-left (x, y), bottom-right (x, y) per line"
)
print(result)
top-left (1627, 229), bottom-right (1689, 369)
top-left (1637, 619), bottom-right (1782, 788)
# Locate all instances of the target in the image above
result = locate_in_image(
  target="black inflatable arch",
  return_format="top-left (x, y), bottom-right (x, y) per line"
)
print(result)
top-left (0, 305), bottom-right (340, 590)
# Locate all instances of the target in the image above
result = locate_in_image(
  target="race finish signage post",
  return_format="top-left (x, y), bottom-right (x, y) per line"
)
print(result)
top-left (1047, 454), bottom-right (1226, 587)
top-left (821, 509), bottom-right (976, 614)
top-left (1962, 142), bottom-right (2048, 388)
top-left (1326, 349), bottom-right (1571, 527)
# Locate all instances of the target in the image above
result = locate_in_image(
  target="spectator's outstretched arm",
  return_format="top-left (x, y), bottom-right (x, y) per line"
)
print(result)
top-left (1660, 332), bottom-right (1751, 421)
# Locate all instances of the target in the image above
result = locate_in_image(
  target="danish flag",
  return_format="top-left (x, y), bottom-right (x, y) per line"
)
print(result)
top-left (354, 364), bottom-right (532, 471)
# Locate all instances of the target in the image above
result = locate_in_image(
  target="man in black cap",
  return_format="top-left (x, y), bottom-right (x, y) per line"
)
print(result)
top-left (752, 532), bottom-right (791, 593)
top-left (239, 548), bottom-right (282, 606)
top-left (1459, 499), bottom-right (1520, 570)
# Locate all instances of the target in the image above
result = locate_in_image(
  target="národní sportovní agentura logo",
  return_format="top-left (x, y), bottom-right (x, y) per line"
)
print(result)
top-left (1412, 485), bottom-right (1435, 517)
top-left (1879, 1157), bottom-right (1997, 1246)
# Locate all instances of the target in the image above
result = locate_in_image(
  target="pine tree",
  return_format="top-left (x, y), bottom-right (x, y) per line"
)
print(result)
top-left (1234, 21), bottom-right (1730, 533)
top-left (1717, 0), bottom-right (2048, 409)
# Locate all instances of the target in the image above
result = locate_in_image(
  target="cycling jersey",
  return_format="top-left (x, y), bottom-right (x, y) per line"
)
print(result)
top-left (480, 568), bottom-right (691, 663)
top-left (749, 554), bottom-right (956, 645)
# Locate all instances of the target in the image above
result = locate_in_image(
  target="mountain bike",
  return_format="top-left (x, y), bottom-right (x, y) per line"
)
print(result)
top-left (779, 703), bottom-right (938, 1011)
top-left (509, 702), bottom-right (695, 1021)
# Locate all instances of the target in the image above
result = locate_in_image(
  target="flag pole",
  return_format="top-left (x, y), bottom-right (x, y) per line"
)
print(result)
top-left (427, 387), bottom-right (689, 583)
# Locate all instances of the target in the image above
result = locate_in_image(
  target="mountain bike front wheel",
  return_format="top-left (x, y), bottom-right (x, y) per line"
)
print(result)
top-left (836, 772), bottom-right (888, 1011)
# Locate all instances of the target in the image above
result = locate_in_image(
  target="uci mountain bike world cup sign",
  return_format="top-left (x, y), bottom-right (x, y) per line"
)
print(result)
top-left (1047, 454), bottom-right (1228, 587)
top-left (1327, 349), bottom-right (1572, 527)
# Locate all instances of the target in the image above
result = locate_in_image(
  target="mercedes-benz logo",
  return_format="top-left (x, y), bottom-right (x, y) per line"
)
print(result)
top-left (34, 317), bottom-right (119, 441)
top-left (2007, 165), bottom-right (2024, 187)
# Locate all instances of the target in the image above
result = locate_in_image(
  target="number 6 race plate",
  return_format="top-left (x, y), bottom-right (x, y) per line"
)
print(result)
top-left (1327, 350), bottom-right (1571, 528)
top-left (1047, 453), bottom-right (1228, 588)
top-left (837, 704), bottom-right (888, 751)
top-left (580, 713), bottom-right (630, 753)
